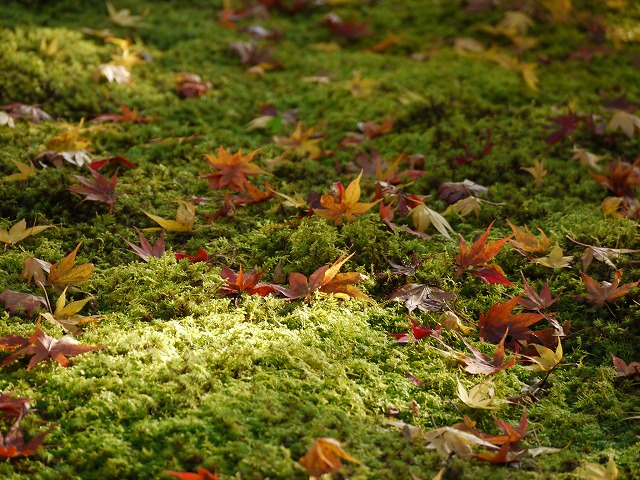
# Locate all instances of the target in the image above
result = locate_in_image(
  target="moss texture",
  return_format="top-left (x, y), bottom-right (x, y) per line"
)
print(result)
top-left (0, 0), bottom-right (639, 479)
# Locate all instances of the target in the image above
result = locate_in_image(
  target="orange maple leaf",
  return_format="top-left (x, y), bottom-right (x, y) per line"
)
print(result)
top-left (454, 221), bottom-right (512, 285)
top-left (315, 170), bottom-right (378, 224)
top-left (478, 296), bottom-right (544, 348)
top-left (164, 468), bottom-right (218, 480)
top-left (273, 122), bottom-right (324, 159)
top-left (200, 146), bottom-right (269, 192)
top-left (299, 438), bottom-right (362, 479)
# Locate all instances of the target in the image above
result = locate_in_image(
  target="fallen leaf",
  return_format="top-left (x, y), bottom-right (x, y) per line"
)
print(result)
top-left (434, 332), bottom-right (517, 375)
top-left (164, 468), bottom-right (219, 480)
top-left (533, 244), bottom-right (573, 269)
top-left (388, 283), bottom-right (455, 312)
top-left (0, 219), bottom-right (51, 246)
top-left (608, 110), bottom-right (640, 138)
top-left (571, 145), bottom-right (601, 171)
top-left (175, 247), bottom-right (212, 264)
top-left (106, 1), bottom-right (149, 28)
top-left (324, 13), bottom-right (372, 40)
top-left (344, 70), bottom-right (378, 98)
top-left (0, 392), bottom-right (32, 419)
top-left (299, 438), bottom-right (362, 479)
top-left (47, 242), bottom-right (94, 291)
top-left (315, 171), bottom-right (378, 224)
top-left (592, 159), bottom-right (640, 198)
top-left (424, 425), bottom-right (498, 458)
top-left (523, 340), bottom-right (562, 371)
top-left (0, 327), bottom-right (104, 370)
top-left (41, 287), bottom-right (100, 335)
top-left (4, 160), bottom-right (36, 182)
top-left (175, 72), bottom-right (211, 98)
top-left (438, 179), bottom-right (488, 204)
top-left (567, 236), bottom-right (639, 272)
top-left (200, 146), bottom-right (269, 192)
top-left (0, 417), bottom-right (55, 458)
top-left (0, 111), bottom-right (15, 128)
top-left (0, 290), bottom-right (46, 317)
top-left (21, 257), bottom-right (51, 286)
top-left (518, 274), bottom-right (561, 311)
top-left (389, 315), bottom-right (441, 344)
top-left (91, 104), bottom-right (155, 123)
top-left (610, 353), bottom-right (640, 380)
top-left (89, 155), bottom-right (137, 171)
top-left (457, 379), bottom-right (498, 409)
top-left (220, 265), bottom-right (276, 296)
top-left (409, 203), bottom-right (454, 239)
top-left (96, 63), bottom-right (132, 84)
top-left (145, 201), bottom-right (196, 232)
top-left (521, 158), bottom-right (547, 188)
top-left (544, 109), bottom-right (581, 145)
top-left (479, 296), bottom-right (544, 347)
top-left (573, 453), bottom-right (619, 480)
top-left (507, 220), bottom-right (550, 254)
top-left (124, 228), bottom-right (165, 262)
top-left (581, 269), bottom-right (639, 306)
top-left (69, 168), bottom-right (120, 212)
top-left (273, 123), bottom-right (324, 159)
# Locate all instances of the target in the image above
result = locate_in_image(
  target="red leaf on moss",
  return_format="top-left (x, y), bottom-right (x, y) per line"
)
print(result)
top-left (89, 155), bottom-right (137, 171)
top-left (479, 296), bottom-right (544, 348)
top-left (0, 419), bottom-right (55, 458)
top-left (544, 109), bottom-right (580, 145)
top-left (220, 265), bottom-right (275, 296)
top-left (175, 247), bottom-right (212, 263)
top-left (581, 269), bottom-right (639, 306)
top-left (164, 468), bottom-right (218, 480)
top-left (68, 168), bottom-right (120, 212)
top-left (0, 290), bottom-right (46, 317)
top-left (324, 14), bottom-right (372, 40)
top-left (454, 221), bottom-right (512, 285)
top-left (0, 392), bottom-right (32, 420)
top-left (611, 353), bottom-right (640, 380)
top-left (124, 228), bottom-right (165, 262)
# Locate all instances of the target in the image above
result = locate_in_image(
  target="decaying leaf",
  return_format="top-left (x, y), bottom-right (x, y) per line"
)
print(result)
top-left (457, 379), bottom-right (499, 409)
top-left (175, 72), bottom-right (211, 98)
top-left (0, 327), bottom-right (104, 370)
top-left (41, 287), bottom-right (101, 335)
top-left (573, 453), bottom-right (619, 480)
top-left (424, 425), bottom-right (498, 458)
top-left (434, 332), bottom-right (516, 375)
top-left (580, 269), bottom-right (639, 306)
top-left (567, 236), bottom-right (639, 272)
top-left (0, 219), bottom-right (51, 246)
top-left (315, 171), bottom-right (378, 224)
top-left (610, 353), bottom-right (640, 380)
top-left (47, 242), bottom-right (94, 291)
top-left (299, 438), bottom-right (362, 479)
top-left (0, 290), bottom-right (46, 317)
top-left (144, 201), bottom-right (196, 232)
top-left (388, 283), bottom-right (455, 313)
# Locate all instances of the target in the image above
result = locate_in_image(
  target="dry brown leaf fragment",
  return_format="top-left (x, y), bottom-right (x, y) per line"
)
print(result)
top-left (567, 236), bottom-right (639, 272)
top-left (571, 145), bottom-right (601, 171)
top-left (0, 290), bottom-right (47, 317)
top-left (106, 1), bottom-right (149, 28)
top-left (47, 242), bottom-right (94, 291)
top-left (610, 353), bottom-right (640, 380)
top-left (21, 257), bottom-right (51, 286)
top-left (388, 283), bottom-right (455, 313)
top-left (299, 438), bottom-right (362, 479)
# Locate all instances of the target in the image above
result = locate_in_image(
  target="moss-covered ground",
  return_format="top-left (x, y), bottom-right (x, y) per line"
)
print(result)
top-left (1, 0), bottom-right (639, 478)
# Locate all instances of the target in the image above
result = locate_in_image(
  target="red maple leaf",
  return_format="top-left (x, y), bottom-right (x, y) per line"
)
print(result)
top-left (220, 265), bottom-right (276, 296)
top-left (478, 296), bottom-right (544, 348)
top-left (89, 155), bottom-right (137, 171)
top-left (0, 418), bottom-right (55, 459)
top-left (324, 14), bottom-right (372, 40)
top-left (164, 468), bottom-right (218, 480)
top-left (610, 353), bottom-right (640, 380)
top-left (68, 168), bottom-right (120, 212)
top-left (454, 221), bottom-right (513, 286)
top-left (175, 247), bottom-right (212, 263)
top-left (1, 327), bottom-right (104, 370)
top-left (434, 332), bottom-right (516, 375)
top-left (518, 273), bottom-right (561, 311)
top-left (389, 315), bottom-right (441, 344)
top-left (90, 103), bottom-right (155, 123)
top-left (0, 290), bottom-right (47, 317)
top-left (544, 109), bottom-right (581, 145)
top-left (124, 228), bottom-right (165, 262)
top-left (0, 392), bottom-right (32, 420)
top-left (580, 269), bottom-right (639, 306)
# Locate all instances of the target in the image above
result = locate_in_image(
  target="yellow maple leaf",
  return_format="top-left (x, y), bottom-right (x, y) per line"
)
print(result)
top-left (344, 70), bottom-right (378, 98)
top-left (106, 1), bottom-right (149, 28)
top-left (315, 170), bottom-right (378, 224)
top-left (144, 200), bottom-right (196, 232)
top-left (507, 220), bottom-right (550, 254)
top-left (524, 340), bottom-right (563, 371)
top-left (0, 219), bottom-right (51, 246)
top-left (573, 453), bottom-right (618, 480)
top-left (273, 123), bottom-right (324, 160)
top-left (5, 160), bottom-right (36, 182)
top-left (521, 157), bottom-right (547, 187)
top-left (48, 242), bottom-right (94, 291)
top-left (534, 244), bottom-right (573, 269)
top-left (41, 287), bottom-right (100, 335)
top-left (608, 110), bottom-right (640, 138)
top-left (457, 379), bottom-right (498, 409)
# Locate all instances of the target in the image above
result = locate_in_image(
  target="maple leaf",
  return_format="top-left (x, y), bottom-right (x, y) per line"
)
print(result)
top-left (69, 168), bottom-right (120, 212)
top-left (389, 315), bottom-right (441, 344)
top-left (0, 417), bottom-right (55, 458)
top-left (608, 110), bottom-right (640, 138)
top-left (144, 201), bottom-right (196, 232)
top-left (581, 269), bottom-right (639, 306)
top-left (344, 70), bottom-right (378, 98)
top-left (521, 157), bottom-right (547, 188)
top-left (124, 228), bottom-right (165, 262)
top-left (479, 296), bottom-right (544, 347)
top-left (423, 425), bottom-right (498, 458)
top-left (0, 392), bottom-right (32, 420)
top-left (21, 257), bottom-right (51, 286)
top-left (324, 14), bottom-right (372, 40)
top-left (89, 155), bottom-right (137, 171)
top-left (106, 1), bottom-right (149, 28)
top-left (388, 284), bottom-right (455, 313)
top-left (439, 179), bottom-right (488, 204)
top-left (457, 379), bottom-right (499, 409)
top-left (592, 160), bottom-right (640, 198)
top-left (273, 123), bottom-right (324, 159)
top-left (91, 104), bottom-right (155, 123)
top-left (229, 41), bottom-right (282, 70)
top-left (544, 109), bottom-right (581, 145)
top-left (96, 63), bottom-right (132, 84)
top-left (0, 290), bottom-right (46, 317)
top-left (47, 242), bottom-right (94, 292)
top-left (220, 265), bottom-right (276, 296)
top-left (299, 438), bottom-right (362, 479)
top-left (41, 287), bottom-right (101, 335)
top-left (0, 327), bottom-right (104, 370)
top-left (164, 468), bottom-right (218, 480)
top-left (0, 219), bottom-right (51, 246)
top-left (523, 340), bottom-right (563, 372)
top-left (573, 453), bottom-right (619, 480)
top-left (567, 236), bottom-right (639, 272)
top-left (273, 253), bottom-right (369, 301)
top-left (474, 442), bottom-right (526, 464)
top-left (380, 253), bottom-right (422, 277)
top-left (507, 220), bottom-right (550, 255)
top-left (518, 274), bottom-right (561, 311)
top-left (0, 111), bottom-right (15, 128)
top-left (0, 102), bottom-right (52, 123)
top-left (610, 353), bottom-right (640, 380)
top-left (533, 244), bottom-right (573, 269)
top-left (433, 332), bottom-right (516, 375)
top-left (454, 221), bottom-right (513, 286)
top-left (315, 171), bottom-right (378, 224)
top-left (175, 247), bottom-right (212, 264)
top-left (571, 145), bottom-right (601, 171)
top-left (200, 146), bottom-right (268, 192)
top-left (175, 72), bottom-right (211, 98)
top-left (409, 203), bottom-right (454, 239)
top-left (340, 117), bottom-right (394, 146)
top-left (5, 159), bottom-right (36, 182)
